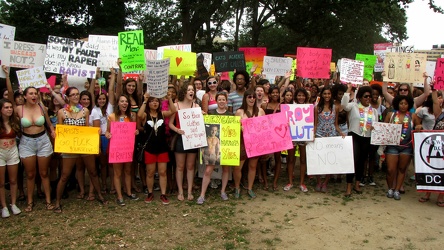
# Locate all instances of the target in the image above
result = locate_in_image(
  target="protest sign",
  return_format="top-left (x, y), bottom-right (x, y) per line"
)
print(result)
top-left (88, 35), bottom-right (119, 70)
top-left (196, 52), bottom-right (211, 79)
top-left (425, 61), bottom-right (436, 85)
top-left (145, 58), bottom-right (170, 98)
top-left (306, 136), bottom-right (355, 175)
top-left (213, 51), bottom-right (246, 72)
top-left (370, 122), bottom-right (402, 145)
top-left (67, 75), bottom-right (88, 90)
top-left (290, 59), bottom-right (297, 80)
top-left (123, 73), bottom-right (140, 81)
top-left (157, 44), bottom-right (191, 60)
top-left (197, 164), bottom-right (232, 180)
top-left (0, 42), bottom-right (6, 78)
top-left (296, 47), bottom-right (331, 79)
top-left (0, 23), bottom-right (15, 40)
top-left (414, 131), bottom-right (444, 192)
top-left (118, 30), bottom-right (145, 72)
top-left (145, 49), bottom-right (157, 60)
top-left (387, 45), bottom-right (414, 53)
top-left (330, 62), bottom-right (336, 72)
top-left (44, 35), bottom-right (98, 78)
top-left (109, 122), bottom-right (136, 163)
top-left (163, 49), bottom-right (196, 76)
top-left (241, 112), bottom-right (293, 158)
top-left (355, 53), bottom-right (377, 81)
top-left (1, 40), bottom-right (46, 68)
top-left (383, 52), bottom-right (427, 83)
top-left (16, 66), bottom-right (47, 88)
top-left (339, 58), bottom-right (365, 84)
top-left (434, 58), bottom-right (444, 90)
top-left (39, 75), bottom-right (56, 93)
top-left (178, 107), bottom-right (207, 150)
top-left (238, 47), bottom-right (266, 74)
top-left (281, 104), bottom-right (314, 141)
top-left (55, 125), bottom-right (100, 154)
top-left (262, 56), bottom-right (292, 77)
top-left (373, 43), bottom-right (392, 72)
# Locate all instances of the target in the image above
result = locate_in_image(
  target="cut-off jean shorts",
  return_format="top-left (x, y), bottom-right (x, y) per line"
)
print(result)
top-left (0, 146), bottom-right (20, 166)
top-left (19, 131), bottom-right (53, 158)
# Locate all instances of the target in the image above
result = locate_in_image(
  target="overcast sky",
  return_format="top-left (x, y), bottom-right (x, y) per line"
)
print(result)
top-left (404, 0), bottom-right (444, 50)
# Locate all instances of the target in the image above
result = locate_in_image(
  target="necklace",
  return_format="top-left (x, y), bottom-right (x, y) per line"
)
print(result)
top-left (64, 104), bottom-right (82, 113)
top-left (358, 103), bottom-right (373, 133)
top-left (394, 111), bottom-right (410, 142)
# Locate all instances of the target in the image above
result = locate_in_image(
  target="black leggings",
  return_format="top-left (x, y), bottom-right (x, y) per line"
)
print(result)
top-left (346, 132), bottom-right (371, 184)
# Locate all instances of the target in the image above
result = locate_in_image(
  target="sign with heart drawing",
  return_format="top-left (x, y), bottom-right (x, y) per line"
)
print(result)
top-left (163, 49), bottom-right (196, 76)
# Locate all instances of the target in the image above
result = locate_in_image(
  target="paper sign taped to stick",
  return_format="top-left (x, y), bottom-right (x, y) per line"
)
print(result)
top-left (340, 58), bottom-right (364, 84)
top-left (373, 43), bottom-right (392, 72)
top-left (145, 58), bottom-right (170, 98)
top-left (1, 40), bottom-right (46, 68)
top-left (118, 30), bottom-right (146, 72)
top-left (178, 108), bottom-right (208, 150)
top-left (109, 122), bottom-right (136, 163)
top-left (55, 125), bottom-right (100, 154)
top-left (296, 47), bottom-right (332, 79)
top-left (370, 122), bottom-right (402, 145)
top-left (281, 104), bottom-right (314, 141)
top-left (16, 66), bottom-right (47, 88)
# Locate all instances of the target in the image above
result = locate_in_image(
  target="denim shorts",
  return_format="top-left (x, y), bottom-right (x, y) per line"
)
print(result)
top-left (19, 132), bottom-right (53, 158)
top-left (385, 145), bottom-right (413, 156)
top-left (0, 146), bottom-right (20, 166)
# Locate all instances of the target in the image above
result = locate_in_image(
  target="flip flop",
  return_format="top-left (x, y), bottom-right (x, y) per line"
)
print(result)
top-left (418, 197), bottom-right (430, 203)
top-left (86, 196), bottom-right (96, 201)
top-left (437, 201), bottom-right (444, 207)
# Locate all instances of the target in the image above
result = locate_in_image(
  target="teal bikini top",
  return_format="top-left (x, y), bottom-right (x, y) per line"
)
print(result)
top-left (21, 105), bottom-right (45, 128)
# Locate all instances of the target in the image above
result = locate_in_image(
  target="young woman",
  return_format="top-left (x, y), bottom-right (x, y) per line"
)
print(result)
top-left (201, 76), bottom-right (219, 114)
top-left (106, 95), bottom-right (139, 206)
top-left (332, 83), bottom-right (347, 183)
top-left (281, 89), bottom-right (297, 191)
top-left (54, 87), bottom-right (108, 213)
top-left (235, 89), bottom-right (265, 198)
top-left (0, 99), bottom-right (22, 218)
top-left (382, 72), bottom-right (429, 108)
top-left (294, 88), bottom-right (310, 192)
top-left (197, 92), bottom-right (233, 204)
top-left (164, 86), bottom-right (178, 195)
top-left (138, 92), bottom-right (176, 205)
top-left (169, 83), bottom-right (200, 201)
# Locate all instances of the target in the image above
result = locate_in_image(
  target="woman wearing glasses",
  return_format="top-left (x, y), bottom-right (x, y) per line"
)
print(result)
top-left (382, 72), bottom-right (429, 108)
top-left (201, 76), bottom-right (219, 114)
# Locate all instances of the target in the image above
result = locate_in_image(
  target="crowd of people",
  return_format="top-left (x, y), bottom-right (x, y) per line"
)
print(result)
top-left (0, 60), bottom-right (443, 217)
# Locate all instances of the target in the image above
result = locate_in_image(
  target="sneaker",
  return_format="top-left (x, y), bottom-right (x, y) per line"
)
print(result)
top-left (154, 173), bottom-right (159, 180)
top-left (299, 184), bottom-right (308, 193)
top-left (126, 193), bottom-right (139, 201)
top-left (153, 184), bottom-right (160, 191)
top-left (221, 192), bottom-right (229, 201)
top-left (197, 196), bottom-right (205, 205)
top-left (248, 189), bottom-right (256, 199)
top-left (283, 184), bottom-right (293, 191)
top-left (145, 193), bottom-right (154, 203)
top-left (234, 188), bottom-right (241, 199)
top-left (386, 189), bottom-right (394, 198)
top-left (368, 177), bottom-right (376, 186)
top-left (321, 183), bottom-right (328, 193)
top-left (281, 157), bottom-right (287, 164)
top-left (393, 190), bottom-right (401, 200)
top-left (143, 186), bottom-right (148, 195)
top-left (210, 180), bottom-right (218, 189)
top-left (359, 178), bottom-right (366, 187)
top-left (160, 195), bottom-right (169, 205)
top-left (116, 199), bottom-right (125, 206)
top-left (10, 204), bottom-right (21, 215)
top-left (2, 207), bottom-right (10, 218)
top-left (267, 170), bottom-right (274, 177)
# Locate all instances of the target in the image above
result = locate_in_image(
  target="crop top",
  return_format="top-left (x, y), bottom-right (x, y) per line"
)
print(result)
top-left (0, 129), bottom-right (16, 139)
top-left (21, 105), bottom-right (45, 128)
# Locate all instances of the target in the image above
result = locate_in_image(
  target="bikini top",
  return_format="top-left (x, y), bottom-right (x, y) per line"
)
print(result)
top-left (0, 129), bottom-right (16, 139)
top-left (62, 108), bottom-right (86, 126)
top-left (21, 105), bottom-right (45, 128)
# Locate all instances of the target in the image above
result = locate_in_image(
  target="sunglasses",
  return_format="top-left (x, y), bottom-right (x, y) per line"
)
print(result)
top-left (362, 95), bottom-right (371, 98)
top-left (69, 93), bottom-right (80, 97)
top-left (247, 95), bottom-right (256, 99)
top-left (399, 88), bottom-right (408, 92)
top-left (208, 80), bottom-right (217, 85)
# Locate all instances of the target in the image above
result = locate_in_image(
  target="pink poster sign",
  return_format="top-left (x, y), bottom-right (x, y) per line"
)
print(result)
top-left (241, 112), bottom-right (293, 158)
top-left (434, 58), bottom-right (444, 90)
top-left (296, 47), bottom-right (332, 79)
top-left (109, 122), bottom-right (136, 163)
top-left (238, 47), bottom-right (267, 74)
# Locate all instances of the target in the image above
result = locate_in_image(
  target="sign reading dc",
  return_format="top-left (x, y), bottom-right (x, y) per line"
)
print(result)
top-left (414, 132), bottom-right (444, 192)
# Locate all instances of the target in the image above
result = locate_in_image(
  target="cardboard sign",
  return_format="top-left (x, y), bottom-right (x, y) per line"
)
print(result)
top-left (387, 45), bottom-right (414, 53)
top-left (383, 52), bottom-right (427, 83)
top-left (44, 35), bottom-right (98, 78)
top-left (241, 112), bottom-right (293, 158)
top-left (414, 132), bottom-right (444, 192)
top-left (306, 136), bottom-right (355, 175)
top-left (281, 104), bottom-right (315, 141)
top-left (118, 30), bottom-right (146, 72)
top-left (213, 51), bottom-right (246, 72)
top-left (238, 47), bottom-right (266, 74)
top-left (109, 122), bottom-right (136, 163)
top-left (434, 58), bottom-right (444, 90)
top-left (145, 58), bottom-right (170, 98)
top-left (178, 107), bottom-right (208, 150)
top-left (373, 43), bottom-right (392, 72)
top-left (370, 122), bottom-right (402, 145)
top-left (55, 125), bottom-right (100, 154)
top-left (16, 66), bottom-right (47, 88)
top-left (157, 44), bottom-right (191, 60)
top-left (425, 61), bottom-right (436, 85)
top-left (0, 23), bottom-right (15, 40)
top-left (339, 58), bottom-right (365, 84)
top-left (262, 56), bottom-right (292, 77)
top-left (163, 49), bottom-right (196, 76)
top-left (355, 53), bottom-right (377, 81)
top-left (1, 40), bottom-right (46, 68)
top-left (296, 47), bottom-right (332, 79)
top-left (88, 35), bottom-right (119, 70)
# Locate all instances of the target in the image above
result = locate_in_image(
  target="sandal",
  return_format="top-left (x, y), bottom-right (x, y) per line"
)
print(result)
top-left (86, 195), bottom-right (96, 201)
top-left (45, 203), bottom-right (55, 210)
top-left (177, 193), bottom-right (184, 201)
top-left (97, 198), bottom-right (108, 205)
top-left (24, 202), bottom-right (34, 212)
top-left (419, 197), bottom-right (430, 203)
top-left (101, 188), bottom-right (107, 194)
top-left (437, 201), bottom-right (444, 207)
top-left (109, 189), bottom-right (116, 195)
top-left (76, 193), bottom-right (85, 200)
top-left (187, 193), bottom-right (194, 201)
top-left (53, 206), bottom-right (62, 213)
top-left (263, 185), bottom-right (269, 191)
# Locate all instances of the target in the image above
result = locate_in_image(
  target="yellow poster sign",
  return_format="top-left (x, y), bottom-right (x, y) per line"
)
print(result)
top-left (55, 125), bottom-right (100, 154)
top-left (163, 49), bottom-right (196, 76)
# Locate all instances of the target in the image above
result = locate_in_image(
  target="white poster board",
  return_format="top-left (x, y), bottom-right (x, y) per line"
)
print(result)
top-left (370, 122), bottom-right (402, 145)
top-left (145, 58), bottom-right (170, 98)
top-left (262, 56), bottom-right (292, 77)
top-left (414, 132), bottom-right (444, 192)
top-left (0, 23), bottom-right (15, 40)
top-left (280, 104), bottom-right (315, 141)
top-left (425, 61), bottom-right (436, 85)
top-left (1, 40), bottom-right (46, 68)
top-left (145, 49), bottom-right (157, 60)
top-left (178, 107), bottom-right (207, 150)
top-left (67, 75), bottom-right (88, 91)
top-left (16, 66), bottom-right (47, 88)
top-left (88, 35), bottom-right (119, 70)
top-left (197, 52), bottom-right (212, 73)
top-left (383, 52), bottom-right (427, 83)
top-left (157, 44), bottom-right (191, 60)
top-left (306, 136), bottom-right (355, 175)
top-left (339, 58), bottom-right (364, 84)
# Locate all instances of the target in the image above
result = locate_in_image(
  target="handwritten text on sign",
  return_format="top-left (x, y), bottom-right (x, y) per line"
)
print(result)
top-left (238, 47), bottom-right (267, 74)
top-left (414, 132), bottom-right (444, 192)
top-left (109, 122), bottom-right (136, 163)
top-left (118, 30), bottom-right (146, 72)
top-left (16, 66), bottom-right (47, 88)
top-left (242, 112), bottom-right (293, 158)
top-left (55, 125), bottom-right (99, 154)
top-left (262, 56), bottom-right (292, 77)
top-left (370, 122), bottom-right (402, 145)
top-left (0, 23), bottom-right (15, 40)
top-left (88, 35), bottom-right (119, 70)
top-left (1, 40), bottom-right (46, 68)
top-left (306, 136), bottom-right (355, 175)
top-left (340, 58), bottom-right (364, 85)
top-left (296, 47), bottom-right (332, 79)
top-left (145, 58), bottom-right (170, 98)
top-left (281, 104), bottom-right (314, 141)
top-left (383, 52), bottom-right (427, 84)
top-left (355, 53), bottom-right (377, 81)
top-left (373, 43), bottom-right (392, 72)
top-left (434, 58), bottom-right (444, 90)
top-left (213, 51), bottom-right (246, 72)
top-left (179, 108), bottom-right (208, 150)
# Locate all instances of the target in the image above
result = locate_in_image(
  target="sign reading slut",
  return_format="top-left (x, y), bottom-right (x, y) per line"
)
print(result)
top-left (55, 125), bottom-right (100, 154)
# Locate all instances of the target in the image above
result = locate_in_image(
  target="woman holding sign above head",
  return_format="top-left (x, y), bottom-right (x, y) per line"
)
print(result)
top-left (4, 65), bottom-right (55, 213)
top-left (382, 72), bottom-right (430, 109)
top-left (53, 87), bottom-right (108, 213)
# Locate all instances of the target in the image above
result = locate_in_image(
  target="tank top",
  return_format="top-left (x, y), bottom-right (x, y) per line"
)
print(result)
top-left (143, 112), bottom-right (168, 154)
top-left (207, 93), bottom-right (217, 111)
top-left (63, 108), bottom-right (86, 126)
top-left (316, 104), bottom-right (338, 137)
top-left (264, 102), bottom-right (280, 115)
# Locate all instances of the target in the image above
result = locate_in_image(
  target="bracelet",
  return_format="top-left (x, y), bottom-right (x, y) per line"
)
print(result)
top-left (142, 102), bottom-right (147, 105)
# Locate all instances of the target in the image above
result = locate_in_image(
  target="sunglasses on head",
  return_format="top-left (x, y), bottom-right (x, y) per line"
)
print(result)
top-left (247, 95), bottom-right (256, 99)
top-left (208, 80), bottom-right (217, 85)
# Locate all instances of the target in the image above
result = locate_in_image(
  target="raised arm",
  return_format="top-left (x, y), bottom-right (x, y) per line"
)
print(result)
top-left (108, 68), bottom-right (116, 106)
top-left (45, 83), bottom-right (66, 106)
top-left (413, 72), bottom-right (430, 108)
top-left (341, 83), bottom-right (355, 112)
top-left (116, 58), bottom-right (122, 102)
top-left (381, 71), bottom-right (394, 106)
top-left (162, 94), bottom-right (177, 117)
top-left (138, 92), bottom-right (149, 120)
top-left (431, 88), bottom-right (441, 118)
top-left (3, 66), bottom-right (15, 106)
top-left (89, 67), bottom-right (99, 107)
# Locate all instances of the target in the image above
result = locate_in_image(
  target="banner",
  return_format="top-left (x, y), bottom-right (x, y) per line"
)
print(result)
top-left (262, 56), bottom-right (292, 77)
top-left (213, 51), bottom-right (246, 72)
top-left (355, 53), bottom-right (377, 81)
top-left (15, 66), bottom-right (47, 88)
top-left (383, 52), bottom-right (427, 84)
top-left (44, 35), bottom-right (98, 78)
top-left (202, 115), bottom-right (241, 166)
top-left (109, 122), bottom-right (136, 163)
top-left (163, 49), bottom-right (196, 76)
top-left (281, 104), bottom-right (314, 141)
top-left (434, 58), bottom-right (444, 90)
top-left (88, 35), bottom-right (119, 70)
top-left (196, 52), bottom-right (211, 79)
top-left (0, 23), bottom-right (15, 40)
top-left (373, 43), bottom-right (392, 72)
top-left (178, 107), bottom-right (207, 150)
top-left (1, 40), bottom-right (46, 68)
top-left (118, 30), bottom-right (145, 72)
top-left (306, 136), bottom-right (355, 175)
top-left (414, 131), bottom-right (444, 192)
top-left (241, 112), bottom-right (293, 158)
top-left (157, 44), bottom-right (191, 60)
top-left (145, 58), bottom-right (170, 98)
top-left (296, 47), bottom-right (332, 79)
top-left (55, 125), bottom-right (100, 154)
top-left (339, 58), bottom-right (365, 84)
top-left (238, 47), bottom-right (266, 74)
top-left (370, 122), bottom-right (402, 145)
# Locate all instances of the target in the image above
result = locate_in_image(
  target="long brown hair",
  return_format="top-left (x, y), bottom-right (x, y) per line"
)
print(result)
top-left (0, 99), bottom-right (21, 137)
top-left (239, 89), bottom-right (258, 118)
